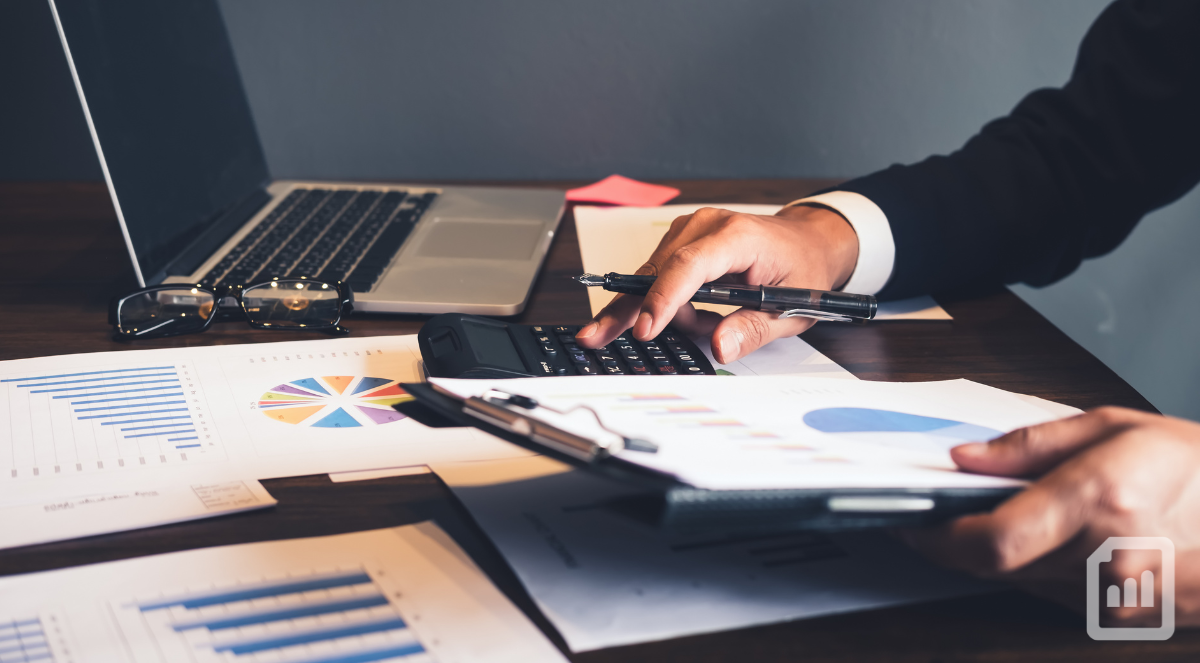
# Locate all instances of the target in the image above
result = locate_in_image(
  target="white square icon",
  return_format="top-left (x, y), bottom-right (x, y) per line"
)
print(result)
top-left (1087, 537), bottom-right (1174, 641)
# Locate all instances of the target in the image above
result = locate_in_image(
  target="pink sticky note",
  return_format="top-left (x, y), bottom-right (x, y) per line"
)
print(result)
top-left (565, 175), bottom-right (681, 207)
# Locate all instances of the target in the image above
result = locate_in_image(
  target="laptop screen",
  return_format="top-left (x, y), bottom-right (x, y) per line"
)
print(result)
top-left (52, 0), bottom-right (269, 284)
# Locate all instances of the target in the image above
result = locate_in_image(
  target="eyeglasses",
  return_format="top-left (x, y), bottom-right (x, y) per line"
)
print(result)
top-left (109, 278), bottom-right (353, 339)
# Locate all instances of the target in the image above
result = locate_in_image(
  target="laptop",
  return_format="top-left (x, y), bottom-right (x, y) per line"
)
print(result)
top-left (48, 0), bottom-right (564, 316)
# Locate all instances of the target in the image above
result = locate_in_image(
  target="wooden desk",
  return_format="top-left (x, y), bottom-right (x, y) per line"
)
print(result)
top-left (0, 180), bottom-right (1191, 662)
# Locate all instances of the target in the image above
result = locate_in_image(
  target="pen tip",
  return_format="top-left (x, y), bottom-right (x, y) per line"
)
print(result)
top-left (575, 273), bottom-right (605, 286)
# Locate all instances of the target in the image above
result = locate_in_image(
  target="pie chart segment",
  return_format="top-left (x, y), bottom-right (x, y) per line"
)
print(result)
top-left (259, 376), bottom-right (413, 427)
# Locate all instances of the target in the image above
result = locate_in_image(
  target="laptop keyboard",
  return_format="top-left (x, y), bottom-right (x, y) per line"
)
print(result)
top-left (201, 188), bottom-right (438, 292)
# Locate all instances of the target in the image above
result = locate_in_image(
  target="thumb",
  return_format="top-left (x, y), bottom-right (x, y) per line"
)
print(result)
top-left (951, 407), bottom-right (1140, 477)
top-left (711, 308), bottom-right (814, 364)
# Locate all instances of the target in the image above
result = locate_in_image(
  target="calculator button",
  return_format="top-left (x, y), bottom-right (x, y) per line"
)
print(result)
top-left (604, 365), bottom-right (624, 374)
top-left (555, 367), bottom-right (569, 375)
top-left (576, 364), bottom-right (600, 375)
top-left (630, 365), bottom-right (650, 375)
top-left (661, 334), bottom-right (680, 343)
top-left (676, 354), bottom-right (694, 363)
top-left (622, 354), bottom-right (641, 363)
top-left (569, 352), bottom-right (589, 364)
top-left (668, 344), bottom-right (687, 354)
top-left (536, 335), bottom-right (552, 344)
top-left (531, 326), bottom-right (545, 334)
top-left (648, 353), bottom-right (668, 361)
top-left (615, 334), bottom-right (631, 343)
top-left (685, 366), bottom-right (704, 373)
top-left (553, 326), bottom-right (571, 333)
top-left (653, 359), bottom-right (672, 368)
top-left (557, 334), bottom-right (576, 344)
top-left (642, 343), bottom-right (661, 351)
top-left (541, 344), bottom-right (557, 356)
top-left (596, 352), bottom-right (616, 362)
top-left (657, 365), bottom-right (678, 374)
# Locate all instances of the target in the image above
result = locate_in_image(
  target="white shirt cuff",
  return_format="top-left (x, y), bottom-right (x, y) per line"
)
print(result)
top-left (784, 190), bottom-right (895, 296)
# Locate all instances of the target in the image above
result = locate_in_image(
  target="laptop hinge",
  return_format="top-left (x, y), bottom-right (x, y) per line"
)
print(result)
top-left (162, 186), bottom-right (273, 279)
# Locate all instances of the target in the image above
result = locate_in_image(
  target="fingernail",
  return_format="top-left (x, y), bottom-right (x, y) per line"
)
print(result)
top-left (954, 442), bottom-right (989, 457)
top-left (634, 311), bottom-right (653, 339)
top-left (577, 322), bottom-right (598, 338)
top-left (719, 330), bottom-right (744, 360)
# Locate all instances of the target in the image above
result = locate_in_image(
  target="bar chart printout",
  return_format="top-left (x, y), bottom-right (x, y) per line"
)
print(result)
top-left (0, 616), bottom-right (60, 663)
top-left (0, 361), bottom-right (223, 480)
top-left (0, 525), bottom-right (566, 663)
top-left (112, 569), bottom-right (431, 663)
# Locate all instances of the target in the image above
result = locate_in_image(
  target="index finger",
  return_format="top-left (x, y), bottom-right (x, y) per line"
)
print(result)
top-left (902, 463), bottom-right (1098, 576)
top-left (633, 231), bottom-right (754, 341)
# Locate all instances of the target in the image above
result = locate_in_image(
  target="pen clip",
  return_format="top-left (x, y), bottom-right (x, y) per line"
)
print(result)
top-left (777, 309), bottom-right (861, 323)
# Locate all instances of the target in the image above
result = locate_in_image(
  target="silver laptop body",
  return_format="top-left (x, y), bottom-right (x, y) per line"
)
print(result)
top-left (170, 181), bottom-right (564, 316)
top-left (50, 0), bottom-right (563, 316)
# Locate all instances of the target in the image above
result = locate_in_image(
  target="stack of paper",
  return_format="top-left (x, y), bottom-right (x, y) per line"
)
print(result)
top-left (428, 375), bottom-right (1080, 650)
top-left (432, 375), bottom-right (1073, 491)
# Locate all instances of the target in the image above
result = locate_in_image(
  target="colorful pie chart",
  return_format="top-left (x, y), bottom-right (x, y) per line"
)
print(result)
top-left (258, 376), bottom-right (412, 427)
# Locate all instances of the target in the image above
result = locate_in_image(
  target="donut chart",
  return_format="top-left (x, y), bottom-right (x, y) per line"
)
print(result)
top-left (258, 376), bottom-right (412, 427)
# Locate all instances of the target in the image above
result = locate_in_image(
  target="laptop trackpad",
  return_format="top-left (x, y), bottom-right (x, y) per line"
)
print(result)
top-left (414, 218), bottom-right (542, 261)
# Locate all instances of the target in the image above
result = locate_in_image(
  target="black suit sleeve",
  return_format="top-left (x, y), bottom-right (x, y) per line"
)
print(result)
top-left (831, 0), bottom-right (1200, 301)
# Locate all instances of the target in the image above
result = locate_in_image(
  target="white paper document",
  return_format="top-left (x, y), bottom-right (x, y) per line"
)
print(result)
top-left (433, 456), bottom-right (998, 651)
top-left (691, 334), bottom-right (856, 379)
top-left (0, 335), bottom-right (522, 492)
top-left (574, 203), bottom-right (952, 321)
top-left (0, 335), bottom-right (522, 547)
top-left (0, 477), bottom-right (276, 549)
top-left (433, 375), bottom-right (1077, 491)
top-left (0, 522), bottom-right (567, 663)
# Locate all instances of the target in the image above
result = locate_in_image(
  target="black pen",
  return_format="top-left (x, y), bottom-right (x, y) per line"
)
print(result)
top-left (574, 272), bottom-right (876, 323)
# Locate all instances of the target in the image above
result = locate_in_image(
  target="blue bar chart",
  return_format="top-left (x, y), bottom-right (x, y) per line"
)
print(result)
top-left (0, 361), bottom-right (224, 480)
top-left (0, 617), bottom-right (55, 663)
top-left (115, 568), bottom-right (431, 663)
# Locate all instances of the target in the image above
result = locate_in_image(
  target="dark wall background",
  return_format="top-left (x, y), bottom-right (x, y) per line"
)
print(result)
top-left (1, 0), bottom-right (105, 180)
top-left (7, 0), bottom-right (1200, 423)
top-left (4, 0), bottom-right (1106, 181)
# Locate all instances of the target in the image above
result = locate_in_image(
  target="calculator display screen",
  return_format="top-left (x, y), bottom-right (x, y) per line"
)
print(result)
top-left (462, 320), bottom-right (527, 372)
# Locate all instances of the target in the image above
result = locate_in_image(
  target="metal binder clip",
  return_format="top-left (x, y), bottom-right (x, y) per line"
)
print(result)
top-left (479, 389), bottom-right (659, 455)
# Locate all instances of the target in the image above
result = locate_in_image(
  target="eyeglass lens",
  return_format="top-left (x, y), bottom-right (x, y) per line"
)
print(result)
top-left (117, 288), bottom-right (215, 336)
top-left (242, 280), bottom-right (341, 328)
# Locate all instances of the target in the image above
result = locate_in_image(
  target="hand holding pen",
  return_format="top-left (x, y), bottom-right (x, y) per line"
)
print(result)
top-left (572, 205), bottom-right (863, 363)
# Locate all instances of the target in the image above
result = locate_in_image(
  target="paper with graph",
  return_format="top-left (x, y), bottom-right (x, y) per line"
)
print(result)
top-left (431, 375), bottom-right (1080, 490)
top-left (0, 522), bottom-right (566, 663)
top-left (0, 335), bottom-right (521, 490)
top-left (0, 335), bottom-right (524, 547)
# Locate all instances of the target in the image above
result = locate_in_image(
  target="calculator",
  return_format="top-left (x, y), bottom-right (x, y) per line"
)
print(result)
top-left (418, 313), bottom-right (717, 378)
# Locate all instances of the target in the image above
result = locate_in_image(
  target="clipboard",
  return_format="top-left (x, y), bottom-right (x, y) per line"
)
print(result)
top-left (397, 382), bottom-right (1021, 532)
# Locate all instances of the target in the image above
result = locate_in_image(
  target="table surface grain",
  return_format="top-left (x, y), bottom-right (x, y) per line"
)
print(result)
top-left (0, 180), bottom-right (1188, 662)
